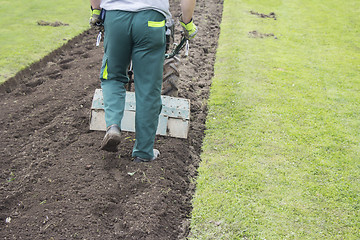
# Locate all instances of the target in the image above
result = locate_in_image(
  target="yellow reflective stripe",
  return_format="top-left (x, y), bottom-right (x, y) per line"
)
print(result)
top-left (92, 9), bottom-right (101, 15)
top-left (103, 62), bottom-right (108, 79)
top-left (148, 20), bottom-right (165, 27)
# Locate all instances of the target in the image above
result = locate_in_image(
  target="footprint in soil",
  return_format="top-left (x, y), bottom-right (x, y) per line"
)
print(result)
top-left (59, 58), bottom-right (75, 65)
top-left (60, 64), bottom-right (71, 70)
top-left (81, 53), bottom-right (90, 58)
top-left (25, 79), bottom-right (44, 88)
top-left (48, 72), bottom-right (62, 80)
top-left (70, 50), bottom-right (85, 56)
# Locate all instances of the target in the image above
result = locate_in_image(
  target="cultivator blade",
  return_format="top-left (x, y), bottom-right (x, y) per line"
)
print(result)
top-left (90, 89), bottom-right (190, 139)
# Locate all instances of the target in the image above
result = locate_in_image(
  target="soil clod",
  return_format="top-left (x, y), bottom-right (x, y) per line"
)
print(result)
top-left (248, 30), bottom-right (276, 39)
top-left (250, 10), bottom-right (277, 20)
top-left (37, 20), bottom-right (69, 27)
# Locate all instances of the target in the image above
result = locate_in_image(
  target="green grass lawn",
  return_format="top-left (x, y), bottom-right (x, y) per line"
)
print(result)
top-left (0, 0), bottom-right (90, 83)
top-left (190, 0), bottom-right (359, 239)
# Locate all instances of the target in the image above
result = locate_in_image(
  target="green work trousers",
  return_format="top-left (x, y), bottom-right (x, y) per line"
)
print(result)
top-left (100, 10), bottom-right (166, 159)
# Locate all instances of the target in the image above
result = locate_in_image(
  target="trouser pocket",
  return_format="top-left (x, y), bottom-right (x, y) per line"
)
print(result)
top-left (132, 10), bottom-right (166, 49)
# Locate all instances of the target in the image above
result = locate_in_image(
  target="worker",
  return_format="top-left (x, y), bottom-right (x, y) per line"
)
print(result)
top-left (89, 0), bottom-right (198, 162)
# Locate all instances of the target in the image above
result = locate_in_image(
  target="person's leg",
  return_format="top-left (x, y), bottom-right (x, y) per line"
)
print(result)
top-left (131, 10), bottom-right (166, 159)
top-left (100, 10), bottom-right (133, 128)
top-left (99, 10), bottom-right (133, 151)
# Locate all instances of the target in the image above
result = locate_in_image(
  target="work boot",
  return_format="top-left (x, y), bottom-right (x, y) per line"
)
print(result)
top-left (133, 149), bottom-right (160, 163)
top-left (100, 124), bottom-right (121, 152)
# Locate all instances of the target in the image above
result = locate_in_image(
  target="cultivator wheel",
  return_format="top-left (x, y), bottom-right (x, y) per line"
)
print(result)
top-left (162, 58), bottom-right (180, 97)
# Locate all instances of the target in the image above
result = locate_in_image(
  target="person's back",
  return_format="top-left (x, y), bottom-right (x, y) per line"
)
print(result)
top-left (100, 0), bottom-right (170, 18)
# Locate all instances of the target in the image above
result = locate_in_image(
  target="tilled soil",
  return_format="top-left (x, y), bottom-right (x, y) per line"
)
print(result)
top-left (0, 0), bottom-right (222, 239)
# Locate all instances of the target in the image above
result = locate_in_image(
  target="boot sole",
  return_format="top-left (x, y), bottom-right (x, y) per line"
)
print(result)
top-left (100, 134), bottom-right (121, 152)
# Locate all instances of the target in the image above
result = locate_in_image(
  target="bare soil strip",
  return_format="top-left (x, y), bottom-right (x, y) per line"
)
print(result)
top-left (0, 0), bottom-right (222, 239)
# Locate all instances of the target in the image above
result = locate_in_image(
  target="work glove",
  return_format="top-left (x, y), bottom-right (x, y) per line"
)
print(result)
top-left (180, 19), bottom-right (198, 40)
top-left (89, 9), bottom-right (102, 27)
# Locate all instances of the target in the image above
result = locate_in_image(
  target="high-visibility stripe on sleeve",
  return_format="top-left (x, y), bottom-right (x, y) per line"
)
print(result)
top-left (148, 20), bottom-right (165, 27)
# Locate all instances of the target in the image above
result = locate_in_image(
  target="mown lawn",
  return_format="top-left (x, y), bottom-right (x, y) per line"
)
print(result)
top-left (190, 0), bottom-right (359, 239)
top-left (0, 0), bottom-right (90, 83)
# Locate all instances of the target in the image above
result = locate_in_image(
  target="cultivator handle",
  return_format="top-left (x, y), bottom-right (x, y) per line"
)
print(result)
top-left (165, 36), bottom-right (188, 59)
